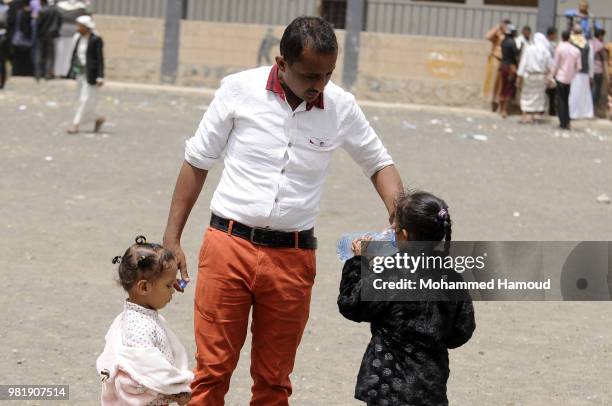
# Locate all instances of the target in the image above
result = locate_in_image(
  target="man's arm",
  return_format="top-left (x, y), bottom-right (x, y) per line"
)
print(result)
top-left (163, 160), bottom-right (208, 289)
top-left (485, 24), bottom-right (501, 43)
top-left (551, 47), bottom-right (561, 79)
top-left (339, 95), bottom-right (403, 220)
top-left (371, 165), bottom-right (403, 221)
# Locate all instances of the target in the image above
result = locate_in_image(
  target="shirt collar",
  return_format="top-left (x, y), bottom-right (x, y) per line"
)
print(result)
top-left (266, 65), bottom-right (324, 111)
top-left (124, 300), bottom-right (158, 318)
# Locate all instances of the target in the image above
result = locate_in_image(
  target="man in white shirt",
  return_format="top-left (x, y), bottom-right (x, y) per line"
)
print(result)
top-left (163, 16), bottom-right (403, 405)
top-left (516, 25), bottom-right (533, 63)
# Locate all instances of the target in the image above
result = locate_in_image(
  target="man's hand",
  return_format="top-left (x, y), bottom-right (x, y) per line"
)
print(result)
top-left (163, 161), bottom-right (208, 293)
top-left (165, 239), bottom-right (190, 292)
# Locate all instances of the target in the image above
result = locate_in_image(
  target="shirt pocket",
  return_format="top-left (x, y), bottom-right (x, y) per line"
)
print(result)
top-left (304, 135), bottom-right (335, 152)
top-left (295, 134), bottom-right (337, 174)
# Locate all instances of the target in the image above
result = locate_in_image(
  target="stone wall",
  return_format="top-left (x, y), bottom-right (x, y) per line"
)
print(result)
top-left (95, 15), bottom-right (490, 108)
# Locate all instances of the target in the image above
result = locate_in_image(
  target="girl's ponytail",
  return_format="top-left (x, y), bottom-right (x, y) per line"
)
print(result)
top-left (440, 208), bottom-right (452, 256)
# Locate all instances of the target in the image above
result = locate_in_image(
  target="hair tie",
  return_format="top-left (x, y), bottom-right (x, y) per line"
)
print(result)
top-left (135, 235), bottom-right (147, 245)
top-left (438, 208), bottom-right (448, 220)
top-left (112, 256), bottom-right (122, 264)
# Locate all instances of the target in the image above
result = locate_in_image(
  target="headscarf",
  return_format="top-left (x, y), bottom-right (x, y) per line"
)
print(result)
top-left (533, 32), bottom-right (552, 68)
top-left (570, 24), bottom-right (587, 48)
top-left (518, 32), bottom-right (552, 74)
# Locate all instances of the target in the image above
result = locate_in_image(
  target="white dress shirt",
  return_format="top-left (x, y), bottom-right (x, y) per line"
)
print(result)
top-left (185, 66), bottom-right (394, 231)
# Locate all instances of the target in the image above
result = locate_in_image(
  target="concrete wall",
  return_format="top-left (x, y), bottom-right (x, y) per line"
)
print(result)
top-left (176, 20), bottom-right (346, 89)
top-left (356, 32), bottom-right (488, 107)
top-left (96, 16), bottom-right (165, 83)
top-left (95, 15), bottom-right (491, 108)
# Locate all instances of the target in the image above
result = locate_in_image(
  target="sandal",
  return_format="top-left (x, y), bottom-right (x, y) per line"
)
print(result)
top-left (94, 117), bottom-right (105, 133)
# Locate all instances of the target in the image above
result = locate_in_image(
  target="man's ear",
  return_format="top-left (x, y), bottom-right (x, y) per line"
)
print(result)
top-left (275, 56), bottom-right (286, 72)
top-left (134, 280), bottom-right (149, 296)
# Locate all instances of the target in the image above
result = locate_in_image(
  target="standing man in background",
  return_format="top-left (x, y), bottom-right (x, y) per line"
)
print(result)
top-left (0, 0), bottom-right (9, 89)
top-left (484, 20), bottom-right (511, 112)
top-left (565, 0), bottom-right (595, 40)
top-left (545, 26), bottom-right (558, 116)
top-left (35, 0), bottom-right (61, 80)
top-left (515, 25), bottom-right (533, 58)
top-left (568, 24), bottom-right (594, 120)
top-left (552, 30), bottom-right (582, 130)
top-left (590, 28), bottom-right (606, 117)
top-left (66, 15), bottom-right (104, 134)
top-left (605, 39), bottom-right (612, 118)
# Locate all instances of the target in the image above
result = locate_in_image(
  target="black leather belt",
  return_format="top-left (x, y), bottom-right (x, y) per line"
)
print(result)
top-left (210, 213), bottom-right (317, 249)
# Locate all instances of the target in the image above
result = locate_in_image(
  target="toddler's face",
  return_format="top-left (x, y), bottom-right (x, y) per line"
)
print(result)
top-left (148, 263), bottom-right (178, 310)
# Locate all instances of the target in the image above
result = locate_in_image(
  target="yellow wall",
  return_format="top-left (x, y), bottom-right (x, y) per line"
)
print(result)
top-left (96, 16), bottom-right (490, 107)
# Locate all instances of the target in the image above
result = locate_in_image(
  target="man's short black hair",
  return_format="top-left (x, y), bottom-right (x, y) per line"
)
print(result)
top-left (280, 16), bottom-right (338, 65)
top-left (594, 28), bottom-right (606, 38)
top-left (561, 30), bottom-right (571, 41)
top-left (522, 25), bottom-right (532, 33)
top-left (546, 26), bottom-right (557, 36)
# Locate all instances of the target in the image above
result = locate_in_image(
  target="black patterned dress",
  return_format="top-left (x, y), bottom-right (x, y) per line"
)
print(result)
top-left (338, 256), bottom-right (476, 406)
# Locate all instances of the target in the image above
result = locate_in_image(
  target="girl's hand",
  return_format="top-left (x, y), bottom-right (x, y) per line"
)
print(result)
top-left (351, 236), bottom-right (372, 256)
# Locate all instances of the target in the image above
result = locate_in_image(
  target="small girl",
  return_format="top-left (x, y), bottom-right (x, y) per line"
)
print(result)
top-left (97, 236), bottom-right (193, 406)
top-left (338, 191), bottom-right (476, 406)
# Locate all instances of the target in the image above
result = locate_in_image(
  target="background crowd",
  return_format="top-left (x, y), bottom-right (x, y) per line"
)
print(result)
top-left (1, 0), bottom-right (611, 131)
top-left (485, 0), bottom-right (611, 129)
top-left (0, 0), bottom-right (90, 88)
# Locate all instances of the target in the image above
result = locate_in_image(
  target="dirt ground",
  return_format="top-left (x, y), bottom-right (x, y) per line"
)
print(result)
top-left (1, 77), bottom-right (611, 405)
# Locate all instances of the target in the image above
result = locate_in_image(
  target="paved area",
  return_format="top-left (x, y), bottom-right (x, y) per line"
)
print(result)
top-left (1, 77), bottom-right (611, 405)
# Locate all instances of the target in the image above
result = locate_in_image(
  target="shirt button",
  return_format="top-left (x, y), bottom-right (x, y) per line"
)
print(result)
top-left (274, 197), bottom-right (279, 203)
top-left (288, 142), bottom-right (292, 147)
top-left (281, 168), bottom-right (286, 174)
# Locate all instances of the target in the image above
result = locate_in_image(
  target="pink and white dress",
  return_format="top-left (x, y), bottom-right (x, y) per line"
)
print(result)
top-left (96, 301), bottom-right (193, 405)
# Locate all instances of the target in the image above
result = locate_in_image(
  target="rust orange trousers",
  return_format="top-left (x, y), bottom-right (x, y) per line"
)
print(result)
top-left (189, 226), bottom-right (316, 406)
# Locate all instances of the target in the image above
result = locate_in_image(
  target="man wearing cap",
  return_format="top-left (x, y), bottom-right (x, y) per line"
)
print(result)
top-left (66, 14), bottom-right (104, 134)
top-left (163, 16), bottom-right (402, 406)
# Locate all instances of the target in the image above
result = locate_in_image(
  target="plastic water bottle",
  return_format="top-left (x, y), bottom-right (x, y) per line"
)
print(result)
top-left (336, 228), bottom-right (396, 261)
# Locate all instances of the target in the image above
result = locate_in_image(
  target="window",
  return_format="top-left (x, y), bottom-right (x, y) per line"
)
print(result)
top-left (321, 0), bottom-right (347, 29)
top-left (484, 0), bottom-right (538, 6)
